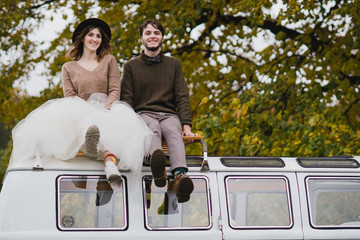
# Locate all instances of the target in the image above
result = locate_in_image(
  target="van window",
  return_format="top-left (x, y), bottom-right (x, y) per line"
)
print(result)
top-left (306, 177), bottom-right (360, 228)
top-left (143, 176), bottom-right (211, 230)
top-left (297, 157), bottom-right (359, 168)
top-left (225, 176), bottom-right (293, 229)
top-left (57, 175), bottom-right (127, 230)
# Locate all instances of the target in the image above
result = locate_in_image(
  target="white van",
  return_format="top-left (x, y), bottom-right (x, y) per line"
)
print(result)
top-left (1, 143), bottom-right (360, 240)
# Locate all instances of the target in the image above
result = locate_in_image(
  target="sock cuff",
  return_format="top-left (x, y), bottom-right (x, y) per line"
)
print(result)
top-left (105, 154), bottom-right (116, 163)
top-left (172, 167), bottom-right (187, 176)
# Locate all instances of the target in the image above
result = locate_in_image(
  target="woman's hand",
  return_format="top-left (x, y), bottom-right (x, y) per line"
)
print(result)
top-left (104, 104), bottom-right (111, 111)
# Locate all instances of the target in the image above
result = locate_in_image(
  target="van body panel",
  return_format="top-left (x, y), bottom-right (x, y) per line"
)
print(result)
top-left (1, 156), bottom-right (360, 239)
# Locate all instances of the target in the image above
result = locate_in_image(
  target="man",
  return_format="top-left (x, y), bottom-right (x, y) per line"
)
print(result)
top-left (121, 20), bottom-right (195, 203)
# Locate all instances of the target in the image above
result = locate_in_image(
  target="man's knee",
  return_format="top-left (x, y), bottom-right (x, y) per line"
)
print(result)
top-left (148, 121), bottom-right (161, 134)
top-left (163, 124), bottom-right (181, 135)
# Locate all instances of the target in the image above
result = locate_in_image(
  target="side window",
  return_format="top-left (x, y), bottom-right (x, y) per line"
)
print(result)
top-left (143, 176), bottom-right (211, 230)
top-left (225, 176), bottom-right (293, 229)
top-left (57, 175), bottom-right (127, 230)
top-left (306, 177), bottom-right (360, 228)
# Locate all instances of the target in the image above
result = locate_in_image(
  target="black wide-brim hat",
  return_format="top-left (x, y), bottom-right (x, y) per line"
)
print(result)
top-left (72, 18), bottom-right (111, 44)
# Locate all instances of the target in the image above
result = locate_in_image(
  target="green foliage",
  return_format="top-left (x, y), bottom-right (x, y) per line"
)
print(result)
top-left (1, 0), bottom-right (360, 184)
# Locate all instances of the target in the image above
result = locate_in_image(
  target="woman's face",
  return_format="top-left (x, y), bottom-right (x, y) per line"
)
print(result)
top-left (83, 27), bottom-right (102, 53)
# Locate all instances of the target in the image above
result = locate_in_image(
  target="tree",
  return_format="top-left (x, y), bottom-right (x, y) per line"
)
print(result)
top-left (1, 0), bottom-right (359, 185)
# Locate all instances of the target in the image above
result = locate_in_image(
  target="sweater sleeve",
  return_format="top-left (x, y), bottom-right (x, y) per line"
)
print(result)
top-left (120, 61), bottom-right (134, 108)
top-left (105, 55), bottom-right (120, 109)
top-left (174, 59), bottom-right (192, 126)
top-left (62, 64), bottom-right (77, 98)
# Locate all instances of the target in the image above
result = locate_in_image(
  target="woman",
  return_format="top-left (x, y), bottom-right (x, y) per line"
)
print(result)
top-left (10, 18), bottom-right (152, 182)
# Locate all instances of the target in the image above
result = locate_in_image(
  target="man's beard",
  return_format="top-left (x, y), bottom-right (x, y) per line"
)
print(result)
top-left (147, 46), bottom-right (160, 52)
top-left (145, 41), bottom-right (162, 52)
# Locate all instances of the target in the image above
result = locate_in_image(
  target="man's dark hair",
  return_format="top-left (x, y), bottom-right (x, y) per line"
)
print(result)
top-left (139, 20), bottom-right (165, 37)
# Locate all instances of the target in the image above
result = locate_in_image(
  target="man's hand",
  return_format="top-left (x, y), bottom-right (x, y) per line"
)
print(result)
top-left (182, 124), bottom-right (197, 137)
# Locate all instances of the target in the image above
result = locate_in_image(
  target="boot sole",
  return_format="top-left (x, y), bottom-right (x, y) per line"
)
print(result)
top-left (150, 149), bottom-right (167, 187)
top-left (85, 125), bottom-right (100, 160)
top-left (176, 176), bottom-right (194, 203)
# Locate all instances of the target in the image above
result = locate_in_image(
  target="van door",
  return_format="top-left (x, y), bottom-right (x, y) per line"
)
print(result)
top-left (297, 173), bottom-right (360, 240)
top-left (217, 172), bottom-right (303, 240)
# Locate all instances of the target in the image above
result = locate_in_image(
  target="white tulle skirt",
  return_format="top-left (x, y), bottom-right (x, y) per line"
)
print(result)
top-left (10, 93), bottom-right (152, 173)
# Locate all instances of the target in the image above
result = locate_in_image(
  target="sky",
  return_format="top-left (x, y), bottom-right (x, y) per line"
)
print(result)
top-left (14, 12), bottom-right (69, 96)
top-left (13, 6), bottom-right (78, 96)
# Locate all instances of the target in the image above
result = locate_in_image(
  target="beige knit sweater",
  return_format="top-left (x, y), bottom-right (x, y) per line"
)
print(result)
top-left (62, 54), bottom-right (120, 109)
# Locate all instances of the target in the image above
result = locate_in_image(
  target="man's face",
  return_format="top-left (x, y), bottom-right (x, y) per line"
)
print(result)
top-left (141, 24), bottom-right (163, 52)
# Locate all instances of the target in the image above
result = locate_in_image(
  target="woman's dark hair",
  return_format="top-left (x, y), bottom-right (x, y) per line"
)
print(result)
top-left (66, 25), bottom-right (111, 61)
top-left (139, 20), bottom-right (165, 37)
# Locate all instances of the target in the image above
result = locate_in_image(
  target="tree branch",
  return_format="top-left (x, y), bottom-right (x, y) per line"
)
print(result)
top-left (313, 0), bottom-right (342, 32)
top-left (28, 0), bottom-right (58, 10)
top-left (340, 71), bottom-right (360, 86)
top-left (343, 98), bottom-right (359, 129)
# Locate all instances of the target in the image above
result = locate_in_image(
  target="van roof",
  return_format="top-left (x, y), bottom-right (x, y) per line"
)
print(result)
top-left (6, 154), bottom-right (360, 173)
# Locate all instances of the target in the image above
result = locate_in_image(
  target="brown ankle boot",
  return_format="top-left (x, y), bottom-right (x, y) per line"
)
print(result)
top-left (175, 174), bottom-right (194, 203)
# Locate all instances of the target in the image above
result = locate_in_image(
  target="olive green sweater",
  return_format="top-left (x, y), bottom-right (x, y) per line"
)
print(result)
top-left (121, 52), bottom-right (192, 126)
